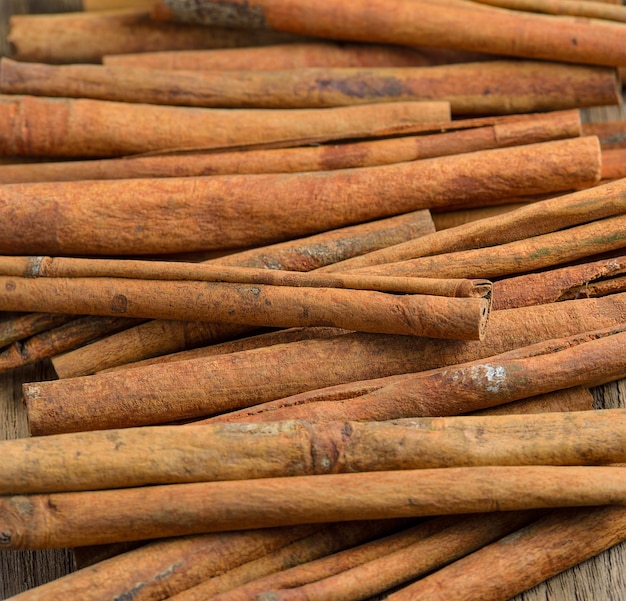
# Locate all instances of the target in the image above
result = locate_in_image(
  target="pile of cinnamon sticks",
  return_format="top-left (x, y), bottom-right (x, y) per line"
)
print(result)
top-left (1, 0), bottom-right (626, 600)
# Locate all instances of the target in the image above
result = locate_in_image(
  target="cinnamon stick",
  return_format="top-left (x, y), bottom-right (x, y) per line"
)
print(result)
top-left (199, 327), bottom-right (626, 424)
top-left (4, 409), bottom-right (626, 494)
top-left (151, 0), bottom-right (626, 66)
top-left (3, 525), bottom-right (326, 601)
top-left (256, 512), bottom-right (542, 601)
top-left (26, 294), bottom-right (626, 434)
top-left (386, 505), bottom-right (626, 601)
top-left (2, 466), bottom-right (625, 549)
top-left (7, 9), bottom-right (307, 64)
top-left (471, 0), bottom-right (626, 22)
top-left (50, 210), bottom-right (435, 378)
top-left (492, 254), bottom-right (626, 309)
top-left (1, 58), bottom-right (618, 114)
top-left (0, 255), bottom-right (492, 298)
top-left (0, 312), bottom-right (73, 348)
top-left (0, 137), bottom-right (600, 255)
top-left (0, 95), bottom-right (450, 158)
top-left (354, 212), bottom-right (626, 279)
top-left (102, 42), bottom-right (491, 71)
top-left (0, 109), bottom-right (582, 184)
top-left (0, 276), bottom-right (492, 340)
top-left (601, 148), bottom-right (626, 180)
top-left (0, 315), bottom-right (142, 375)
top-left (582, 119), bottom-right (626, 148)
top-left (168, 515), bottom-right (495, 601)
top-left (323, 176), bottom-right (624, 272)
top-left (430, 202), bottom-right (530, 230)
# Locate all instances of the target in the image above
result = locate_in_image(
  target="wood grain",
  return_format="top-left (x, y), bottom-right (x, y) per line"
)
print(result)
top-left (0, 0), bottom-right (625, 599)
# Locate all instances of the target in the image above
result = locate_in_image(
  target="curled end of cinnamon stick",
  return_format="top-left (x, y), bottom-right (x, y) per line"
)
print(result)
top-left (478, 294), bottom-right (492, 341)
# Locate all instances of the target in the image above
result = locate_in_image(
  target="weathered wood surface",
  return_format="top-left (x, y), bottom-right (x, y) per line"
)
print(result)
top-left (1, 1), bottom-right (625, 599)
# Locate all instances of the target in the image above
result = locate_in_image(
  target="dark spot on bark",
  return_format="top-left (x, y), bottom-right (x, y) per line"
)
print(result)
top-left (315, 76), bottom-right (407, 99)
top-left (0, 532), bottom-right (11, 545)
top-left (111, 294), bottom-right (128, 313)
top-left (5, 280), bottom-right (16, 291)
top-left (572, 38), bottom-right (578, 45)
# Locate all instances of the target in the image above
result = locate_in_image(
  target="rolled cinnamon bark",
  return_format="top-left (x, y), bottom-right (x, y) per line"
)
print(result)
top-left (0, 313), bottom-right (73, 348)
top-left (256, 512), bottom-right (542, 601)
top-left (471, 0), bottom-right (626, 22)
top-left (324, 176), bottom-right (624, 272)
top-left (200, 327), bottom-right (626, 424)
top-left (1, 466), bottom-right (625, 549)
top-left (0, 137), bottom-right (600, 255)
top-left (492, 254), bottom-right (626, 309)
top-left (152, 0), bottom-right (626, 66)
top-left (386, 505), bottom-right (626, 601)
top-left (176, 513), bottom-right (534, 601)
top-left (0, 315), bottom-right (142, 375)
top-left (102, 42), bottom-right (492, 71)
top-left (582, 119), bottom-right (626, 148)
top-left (50, 210), bottom-right (435, 378)
top-left (0, 276), bottom-right (491, 340)
top-left (0, 109), bottom-right (582, 184)
top-left (601, 148), bottom-right (626, 180)
top-left (26, 294), bottom-right (626, 434)
top-left (3, 409), bottom-right (626, 494)
top-left (7, 9), bottom-right (307, 64)
top-left (0, 255), bottom-right (492, 298)
top-left (353, 213), bottom-right (626, 279)
top-left (1, 58), bottom-right (618, 114)
top-left (0, 95), bottom-right (450, 158)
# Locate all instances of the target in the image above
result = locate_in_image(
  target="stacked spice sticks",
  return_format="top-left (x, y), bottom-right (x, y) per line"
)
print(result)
top-left (1, 1), bottom-right (626, 600)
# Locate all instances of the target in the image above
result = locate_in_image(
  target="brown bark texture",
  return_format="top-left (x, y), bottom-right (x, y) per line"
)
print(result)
top-left (7, 8), bottom-right (307, 63)
top-left (102, 42), bottom-right (495, 70)
top-left (492, 254), bottom-right (626, 309)
top-left (325, 176), bottom-right (623, 272)
top-left (0, 95), bottom-right (450, 158)
top-left (0, 313), bottom-right (73, 348)
top-left (199, 326), bottom-right (626, 424)
top-left (1, 466), bottom-right (625, 550)
top-left (25, 293), bottom-right (626, 434)
top-left (152, 0), bottom-right (626, 66)
top-left (50, 210), bottom-right (435, 378)
top-left (0, 109), bottom-right (582, 184)
top-left (386, 505), bottom-right (626, 601)
top-left (0, 137), bottom-right (600, 255)
top-left (1, 58), bottom-right (618, 114)
top-left (471, 0), bottom-right (626, 22)
top-left (0, 276), bottom-right (492, 340)
top-left (2, 409), bottom-right (625, 494)
top-left (582, 119), bottom-right (626, 148)
top-left (0, 315), bottom-right (142, 375)
top-left (352, 213), bottom-right (626, 280)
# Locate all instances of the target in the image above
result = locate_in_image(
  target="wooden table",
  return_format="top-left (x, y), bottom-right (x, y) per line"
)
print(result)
top-left (1, 1), bottom-right (626, 598)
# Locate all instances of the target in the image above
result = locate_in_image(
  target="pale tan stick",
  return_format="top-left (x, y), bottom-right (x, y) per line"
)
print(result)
top-left (492, 254), bottom-right (626, 309)
top-left (0, 137), bottom-right (600, 255)
top-left (0, 109), bottom-right (582, 184)
top-left (256, 512), bottom-right (542, 601)
top-left (386, 505), bottom-right (626, 601)
top-left (471, 0), bottom-right (626, 22)
top-left (0, 315), bottom-right (143, 375)
top-left (2, 466), bottom-right (626, 550)
top-left (198, 326), bottom-right (626, 424)
top-left (3, 409), bottom-right (626, 494)
top-left (0, 313), bottom-right (73, 348)
top-left (151, 0), bottom-right (626, 66)
top-left (50, 210), bottom-right (435, 378)
top-left (0, 255), bottom-right (491, 297)
top-left (7, 9), bottom-right (307, 64)
top-left (321, 176), bottom-right (626, 272)
top-left (0, 95), bottom-right (450, 158)
top-left (30, 293), bottom-right (626, 434)
top-left (352, 212), bottom-right (626, 279)
top-left (0, 276), bottom-right (492, 340)
top-left (1, 58), bottom-right (619, 114)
